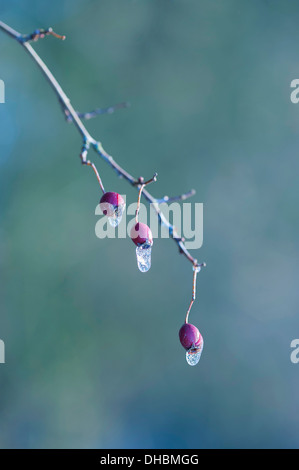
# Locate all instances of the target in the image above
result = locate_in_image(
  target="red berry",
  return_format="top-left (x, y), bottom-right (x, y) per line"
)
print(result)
top-left (179, 323), bottom-right (202, 350)
top-left (130, 222), bottom-right (153, 246)
top-left (100, 192), bottom-right (125, 217)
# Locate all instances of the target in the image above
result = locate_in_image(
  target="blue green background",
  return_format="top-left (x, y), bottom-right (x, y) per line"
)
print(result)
top-left (0, 0), bottom-right (299, 449)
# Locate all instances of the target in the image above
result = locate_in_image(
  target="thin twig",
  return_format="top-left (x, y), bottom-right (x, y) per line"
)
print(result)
top-left (19, 27), bottom-right (66, 43)
top-left (79, 138), bottom-right (105, 193)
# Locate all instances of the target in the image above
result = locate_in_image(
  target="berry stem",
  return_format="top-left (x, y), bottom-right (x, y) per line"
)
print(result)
top-left (85, 161), bottom-right (105, 194)
top-left (156, 189), bottom-right (196, 204)
top-left (185, 262), bottom-right (206, 324)
top-left (135, 173), bottom-right (158, 223)
top-left (80, 139), bottom-right (105, 194)
top-left (47, 28), bottom-right (66, 41)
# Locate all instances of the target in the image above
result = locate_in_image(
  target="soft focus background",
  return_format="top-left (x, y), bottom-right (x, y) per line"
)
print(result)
top-left (0, 0), bottom-right (299, 449)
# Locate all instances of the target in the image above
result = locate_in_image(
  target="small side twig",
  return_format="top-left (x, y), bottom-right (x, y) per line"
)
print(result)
top-left (0, 20), bottom-right (206, 269)
top-left (80, 139), bottom-right (105, 194)
top-left (20, 27), bottom-right (66, 43)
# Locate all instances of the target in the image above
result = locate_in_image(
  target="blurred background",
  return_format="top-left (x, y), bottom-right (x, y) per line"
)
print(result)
top-left (0, 0), bottom-right (299, 449)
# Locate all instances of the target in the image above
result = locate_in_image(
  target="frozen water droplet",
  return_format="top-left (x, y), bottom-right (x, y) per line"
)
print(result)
top-left (136, 242), bottom-right (152, 272)
top-left (186, 350), bottom-right (201, 366)
top-left (186, 340), bottom-right (204, 366)
top-left (108, 203), bottom-right (125, 227)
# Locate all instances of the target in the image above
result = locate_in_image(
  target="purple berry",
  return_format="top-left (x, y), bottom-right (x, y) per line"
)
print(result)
top-left (100, 192), bottom-right (125, 217)
top-left (179, 323), bottom-right (202, 350)
top-left (130, 222), bottom-right (153, 246)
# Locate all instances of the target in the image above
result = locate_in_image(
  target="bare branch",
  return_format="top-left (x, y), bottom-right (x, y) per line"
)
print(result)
top-left (135, 173), bottom-right (158, 223)
top-left (0, 21), bottom-right (205, 268)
